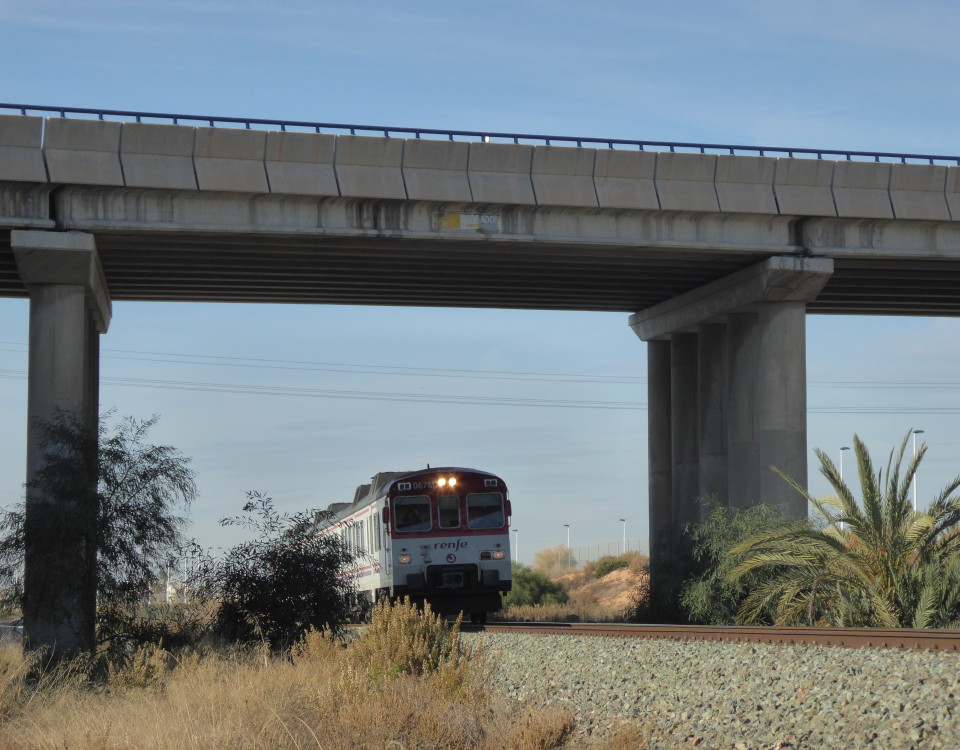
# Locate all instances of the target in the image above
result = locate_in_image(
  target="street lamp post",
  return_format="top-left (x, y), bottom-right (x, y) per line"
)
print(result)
top-left (563, 524), bottom-right (570, 570)
top-left (512, 528), bottom-right (518, 564)
top-left (913, 429), bottom-right (925, 510)
top-left (619, 518), bottom-right (627, 555)
top-left (840, 446), bottom-right (850, 481)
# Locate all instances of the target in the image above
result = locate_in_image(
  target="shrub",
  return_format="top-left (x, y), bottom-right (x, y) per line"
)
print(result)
top-left (502, 563), bottom-right (568, 609)
top-left (204, 492), bottom-right (357, 651)
top-left (680, 502), bottom-right (800, 625)
top-left (340, 598), bottom-right (470, 683)
top-left (593, 556), bottom-right (629, 579)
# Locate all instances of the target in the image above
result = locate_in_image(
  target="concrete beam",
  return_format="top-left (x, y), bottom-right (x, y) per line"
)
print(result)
top-left (0, 183), bottom-right (56, 229)
top-left (0, 115), bottom-right (47, 183)
top-left (628, 256), bottom-right (834, 341)
top-left (11, 230), bottom-right (111, 333)
top-left (264, 131), bottom-right (338, 196)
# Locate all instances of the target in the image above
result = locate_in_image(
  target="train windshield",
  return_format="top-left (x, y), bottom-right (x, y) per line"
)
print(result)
top-left (438, 495), bottom-right (460, 529)
top-left (394, 495), bottom-right (432, 532)
top-left (466, 493), bottom-right (505, 529)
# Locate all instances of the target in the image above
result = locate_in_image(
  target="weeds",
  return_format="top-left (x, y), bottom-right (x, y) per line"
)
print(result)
top-left (0, 599), bottom-right (585, 749)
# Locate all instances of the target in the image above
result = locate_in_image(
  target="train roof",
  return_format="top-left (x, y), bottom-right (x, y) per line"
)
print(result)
top-left (325, 467), bottom-right (504, 523)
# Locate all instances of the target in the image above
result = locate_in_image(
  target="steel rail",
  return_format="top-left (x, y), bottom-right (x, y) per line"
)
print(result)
top-left (2, 102), bottom-right (959, 165)
top-left (474, 622), bottom-right (960, 651)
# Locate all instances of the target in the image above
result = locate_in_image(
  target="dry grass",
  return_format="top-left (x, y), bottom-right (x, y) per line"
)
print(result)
top-left (503, 564), bottom-right (650, 623)
top-left (0, 599), bottom-right (604, 750)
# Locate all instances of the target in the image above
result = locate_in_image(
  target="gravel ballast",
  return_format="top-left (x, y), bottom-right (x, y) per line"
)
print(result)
top-left (465, 632), bottom-right (960, 748)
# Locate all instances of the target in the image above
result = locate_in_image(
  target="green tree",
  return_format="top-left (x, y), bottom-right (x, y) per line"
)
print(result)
top-left (0, 412), bottom-right (195, 655)
top-left (503, 563), bottom-right (568, 608)
top-left (730, 431), bottom-right (960, 628)
top-left (680, 503), bottom-right (803, 625)
top-left (204, 493), bottom-right (358, 650)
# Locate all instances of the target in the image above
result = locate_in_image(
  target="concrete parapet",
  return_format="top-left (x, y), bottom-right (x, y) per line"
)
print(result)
top-left (44, 118), bottom-right (124, 186)
top-left (193, 127), bottom-right (269, 193)
top-left (401, 139), bottom-right (471, 202)
top-left (0, 115), bottom-right (47, 183)
top-left (531, 146), bottom-right (598, 207)
top-left (120, 123), bottom-right (198, 190)
top-left (264, 131), bottom-right (338, 196)
top-left (946, 167), bottom-right (960, 221)
top-left (888, 163), bottom-right (950, 221)
top-left (593, 149), bottom-right (658, 209)
top-left (773, 158), bottom-right (836, 216)
top-left (654, 153), bottom-right (719, 212)
top-left (715, 155), bottom-right (777, 214)
top-left (832, 161), bottom-right (893, 219)
top-left (467, 142), bottom-right (535, 204)
top-left (334, 135), bottom-right (406, 199)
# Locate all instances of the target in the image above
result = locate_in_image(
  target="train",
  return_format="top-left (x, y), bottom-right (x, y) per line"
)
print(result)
top-left (323, 466), bottom-right (512, 622)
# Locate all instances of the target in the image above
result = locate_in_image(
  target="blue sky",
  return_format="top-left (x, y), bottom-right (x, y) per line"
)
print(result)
top-left (2, 0), bottom-right (960, 563)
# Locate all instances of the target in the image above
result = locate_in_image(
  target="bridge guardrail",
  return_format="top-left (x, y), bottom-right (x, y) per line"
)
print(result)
top-left (2, 102), bottom-right (958, 166)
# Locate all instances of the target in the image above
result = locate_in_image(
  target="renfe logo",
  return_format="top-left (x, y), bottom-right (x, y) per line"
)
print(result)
top-left (434, 539), bottom-right (468, 551)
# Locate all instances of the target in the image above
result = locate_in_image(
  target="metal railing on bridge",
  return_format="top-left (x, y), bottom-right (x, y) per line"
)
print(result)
top-left (3, 102), bottom-right (959, 166)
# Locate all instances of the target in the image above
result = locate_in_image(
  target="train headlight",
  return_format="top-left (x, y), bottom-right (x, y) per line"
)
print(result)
top-left (448, 477), bottom-right (457, 487)
top-left (398, 554), bottom-right (412, 564)
top-left (437, 478), bottom-right (447, 487)
top-left (492, 550), bottom-right (506, 560)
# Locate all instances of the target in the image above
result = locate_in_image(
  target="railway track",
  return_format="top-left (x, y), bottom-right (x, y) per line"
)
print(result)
top-left (468, 621), bottom-right (960, 651)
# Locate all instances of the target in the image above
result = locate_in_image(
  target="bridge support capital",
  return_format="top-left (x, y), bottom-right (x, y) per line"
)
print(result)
top-left (627, 255), bottom-right (833, 342)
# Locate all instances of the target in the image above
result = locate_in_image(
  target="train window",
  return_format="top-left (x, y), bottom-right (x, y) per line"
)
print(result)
top-left (438, 495), bottom-right (460, 529)
top-left (394, 495), bottom-right (432, 532)
top-left (373, 512), bottom-right (381, 551)
top-left (466, 493), bottom-right (505, 529)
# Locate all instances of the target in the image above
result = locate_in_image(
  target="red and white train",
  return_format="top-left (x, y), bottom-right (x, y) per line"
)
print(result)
top-left (324, 467), bottom-right (512, 622)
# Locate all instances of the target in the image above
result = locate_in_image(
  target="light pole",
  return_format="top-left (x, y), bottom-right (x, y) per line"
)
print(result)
top-left (913, 429), bottom-right (925, 510)
top-left (839, 446), bottom-right (850, 481)
top-left (512, 528), bottom-right (519, 564)
top-left (563, 524), bottom-right (570, 570)
top-left (619, 518), bottom-right (627, 555)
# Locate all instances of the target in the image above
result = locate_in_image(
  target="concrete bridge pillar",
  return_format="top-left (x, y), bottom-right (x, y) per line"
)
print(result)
top-left (11, 230), bottom-right (111, 658)
top-left (631, 256), bottom-right (832, 619)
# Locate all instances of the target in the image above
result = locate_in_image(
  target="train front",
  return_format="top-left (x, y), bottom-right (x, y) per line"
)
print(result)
top-left (383, 468), bottom-right (511, 621)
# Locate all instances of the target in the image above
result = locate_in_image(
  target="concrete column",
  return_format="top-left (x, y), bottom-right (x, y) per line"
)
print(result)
top-left (727, 312), bottom-right (760, 508)
top-left (756, 301), bottom-right (808, 517)
top-left (670, 332), bottom-right (699, 527)
top-left (11, 230), bottom-right (111, 659)
top-left (697, 323), bottom-right (727, 510)
top-left (646, 340), bottom-right (672, 569)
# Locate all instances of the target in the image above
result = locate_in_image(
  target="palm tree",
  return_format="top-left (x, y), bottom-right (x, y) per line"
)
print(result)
top-left (729, 430), bottom-right (960, 628)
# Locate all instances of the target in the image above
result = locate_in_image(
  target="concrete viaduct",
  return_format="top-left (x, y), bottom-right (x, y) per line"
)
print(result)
top-left (3, 105), bottom-right (960, 650)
